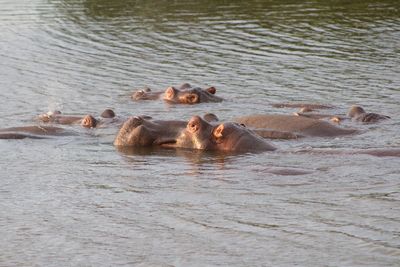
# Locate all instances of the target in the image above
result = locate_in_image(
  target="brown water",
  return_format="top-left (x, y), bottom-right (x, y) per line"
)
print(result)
top-left (1, 0), bottom-right (400, 266)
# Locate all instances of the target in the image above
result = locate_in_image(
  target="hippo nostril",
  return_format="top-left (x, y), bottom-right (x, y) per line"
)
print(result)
top-left (187, 116), bottom-right (202, 133)
top-left (206, 86), bottom-right (216, 94)
top-left (188, 122), bottom-right (198, 133)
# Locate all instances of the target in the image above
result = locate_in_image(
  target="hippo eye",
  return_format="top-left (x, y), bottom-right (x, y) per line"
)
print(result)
top-left (186, 94), bottom-right (199, 104)
top-left (240, 123), bottom-right (246, 127)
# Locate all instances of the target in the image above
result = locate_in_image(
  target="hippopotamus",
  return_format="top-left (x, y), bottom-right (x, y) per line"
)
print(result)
top-left (131, 83), bottom-right (222, 104)
top-left (0, 125), bottom-right (75, 139)
top-left (114, 116), bottom-right (187, 147)
top-left (347, 105), bottom-right (390, 122)
top-left (114, 115), bottom-right (276, 152)
top-left (292, 105), bottom-right (390, 124)
top-left (233, 114), bottom-right (358, 138)
top-left (37, 109), bottom-right (120, 128)
top-left (174, 116), bottom-right (276, 151)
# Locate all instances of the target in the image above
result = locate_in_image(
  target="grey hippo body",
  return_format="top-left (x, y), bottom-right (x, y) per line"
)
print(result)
top-left (234, 114), bottom-right (358, 138)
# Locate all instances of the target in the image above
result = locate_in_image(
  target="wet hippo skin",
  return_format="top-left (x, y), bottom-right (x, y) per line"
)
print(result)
top-left (234, 114), bottom-right (358, 137)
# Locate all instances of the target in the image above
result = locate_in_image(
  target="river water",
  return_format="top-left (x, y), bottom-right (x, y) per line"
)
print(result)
top-left (1, 0), bottom-right (400, 266)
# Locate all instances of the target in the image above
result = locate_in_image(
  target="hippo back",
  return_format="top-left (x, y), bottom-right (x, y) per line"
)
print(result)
top-left (234, 114), bottom-right (357, 137)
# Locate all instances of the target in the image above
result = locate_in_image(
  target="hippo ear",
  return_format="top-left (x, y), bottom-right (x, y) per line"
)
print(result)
top-left (206, 87), bottom-right (216, 94)
top-left (180, 83), bottom-right (191, 89)
top-left (81, 115), bottom-right (97, 128)
top-left (132, 90), bottom-right (146, 100)
top-left (165, 86), bottom-right (179, 100)
top-left (185, 94), bottom-right (199, 104)
top-left (330, 116), bottom-right (341, 124)
top-left (213, 124), bottom-right (224, 139)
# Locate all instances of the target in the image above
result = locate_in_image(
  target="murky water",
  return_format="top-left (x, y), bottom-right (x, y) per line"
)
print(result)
top-left (1, 0), bottom-right (400, 266)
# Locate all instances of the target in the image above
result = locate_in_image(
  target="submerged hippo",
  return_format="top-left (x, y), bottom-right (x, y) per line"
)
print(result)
top-left (234, 114), bottom-right (358, 138)
top-left (131, 83), bottom-right (222, 104)
top-left (38, 109), bottom-right (120, 128)
top-left (348, 105), bottom-right (390, 123)
top-left (0, 125), bottom-right (74, 139)
top-left (293, 105), bottom-right (390, 124)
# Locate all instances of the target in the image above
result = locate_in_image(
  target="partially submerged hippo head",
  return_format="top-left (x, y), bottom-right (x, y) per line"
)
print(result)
top-left (163, 86), bottom-right (222, 104)
top-left (114, 116), bottom-right (187, 147)
top-left (131, 83), bottom-right (222, 104)
top-left (131, 87), bottom-right (160, 101)
top-left (348, 105), bottom-right (390, 122)
top-left (175, 116), bottom-right (276, 152)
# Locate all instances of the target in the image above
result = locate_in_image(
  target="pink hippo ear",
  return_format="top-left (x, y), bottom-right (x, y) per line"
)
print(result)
top-left (164, 86), bottom-right (177, 99)
top-left (81, 115), bottom-right (97, 128)
top-left (213, 124), bottom-right (224, 138)
top-left (206, 87), bottom-right (216, 94)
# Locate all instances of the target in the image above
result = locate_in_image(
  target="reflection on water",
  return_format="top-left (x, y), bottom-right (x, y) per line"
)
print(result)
top-left (1, 0), bottom-right (400, 266)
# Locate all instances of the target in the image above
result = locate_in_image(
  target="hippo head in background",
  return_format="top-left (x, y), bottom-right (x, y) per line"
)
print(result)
top-left (347, 105), bottom-right (390, 123)
top-left (175, 116), bottom-right (276, 152)
top-left (163, 86), bottom-right (222, 104)
top-left (131, 83), bottom-right (222, 104)
top-left (114, 116), bottom-right (187, 147)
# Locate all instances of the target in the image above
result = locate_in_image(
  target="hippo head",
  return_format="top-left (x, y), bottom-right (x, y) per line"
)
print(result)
top-left (131, 87), bottom-right (162, 101)
top-left (176, 116), bottom-right (276, 152)
top-left (114, 116), bottom-right (186, 147)
top-left (347, 105), bottom-right (390, 122)
top-left (163, 86), bottom-right (221, 104)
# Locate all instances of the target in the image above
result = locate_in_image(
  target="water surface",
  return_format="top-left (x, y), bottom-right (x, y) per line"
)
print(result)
top-left (1, 0), bottom-right (400, 266)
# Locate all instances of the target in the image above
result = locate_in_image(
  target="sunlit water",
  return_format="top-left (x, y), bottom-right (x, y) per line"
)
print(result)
top-left (1, 0), bottom-right (400, 266)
